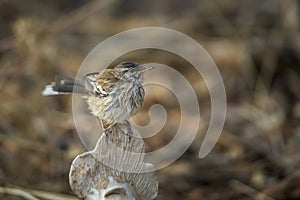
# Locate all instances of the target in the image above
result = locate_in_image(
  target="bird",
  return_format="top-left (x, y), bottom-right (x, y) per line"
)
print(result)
top-left (42, 61), bottom-right (154, 137)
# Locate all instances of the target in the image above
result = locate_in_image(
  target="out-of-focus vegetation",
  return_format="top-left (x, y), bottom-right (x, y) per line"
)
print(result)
top-left (0, 0), bottom-right (299, 199)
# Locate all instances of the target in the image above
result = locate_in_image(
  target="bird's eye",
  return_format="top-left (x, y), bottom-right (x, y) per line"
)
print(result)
top-left (123, 67), bottom-right (133, 72)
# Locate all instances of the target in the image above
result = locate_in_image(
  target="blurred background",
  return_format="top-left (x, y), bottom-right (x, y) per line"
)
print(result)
top-left (0, 0), bottom-right (300, 199)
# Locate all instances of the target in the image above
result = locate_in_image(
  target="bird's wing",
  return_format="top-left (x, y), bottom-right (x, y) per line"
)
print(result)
top-left (84, 69), bottom-right (119, 97)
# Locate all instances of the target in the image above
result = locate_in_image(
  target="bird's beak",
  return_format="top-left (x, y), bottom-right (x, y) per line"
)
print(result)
top-left (138, 65), bottom-right (155, 72)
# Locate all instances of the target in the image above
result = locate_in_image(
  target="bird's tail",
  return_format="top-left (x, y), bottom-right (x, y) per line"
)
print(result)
top-left (42, 76), bottom-right (86, 96)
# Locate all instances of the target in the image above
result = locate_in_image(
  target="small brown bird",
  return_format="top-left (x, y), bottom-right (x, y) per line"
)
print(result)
top-left (43, 61), bottom-right (154, 135)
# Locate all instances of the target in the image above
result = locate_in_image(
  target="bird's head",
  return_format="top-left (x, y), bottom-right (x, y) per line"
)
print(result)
top-left (115, 61), bottom-right (154, 82)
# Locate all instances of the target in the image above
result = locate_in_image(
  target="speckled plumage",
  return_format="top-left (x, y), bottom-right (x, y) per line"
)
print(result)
top-left (85, 62), bottom-right (147, 126)
top-left (43, 61), bottom-right (154, 130)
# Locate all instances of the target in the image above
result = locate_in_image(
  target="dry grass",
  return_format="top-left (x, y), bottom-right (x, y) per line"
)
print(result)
top-left (0, 0), bottom-right (299, 199)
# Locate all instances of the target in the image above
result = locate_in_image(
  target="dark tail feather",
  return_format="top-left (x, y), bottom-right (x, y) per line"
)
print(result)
top-left (42, 76), bottom-right (86, 96)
